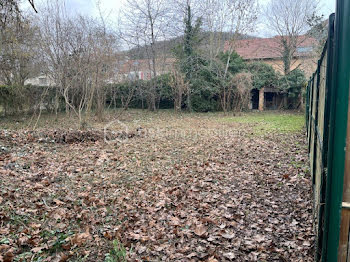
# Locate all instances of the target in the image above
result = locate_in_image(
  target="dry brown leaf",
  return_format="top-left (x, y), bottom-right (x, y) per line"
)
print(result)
top-left (0, 228), bottom-right (9, 235)
top-left (52, 208), bottom-right (66, 220)
top-left (28, 237), bottom-right (41, 246)
top-left (29, 223), bottom-right (41, 229)
top-left (61, 242), bottom-right (71, 251)
top-left (0, 245), bottom-right (10, 252)
top-left (254, 234), bottom-right (265, 242)
top-left (31, 247), bottom-right (44, 253)
top-left (3, 251), bottom-right (14, 262)
top-left (56, 223), bottom-right (67, 230)
top-left (187, 252), bottom-right (197, 258)
top-left (194, 224), bottom-right (207, 237)
top-left (137, 246), bottom-right (147, 254)
top-left (17, 236), bottom-right (29, 246)
top-left (154, 245), bottom-right (164, 252)
top-left (54, 253), bottom-right (69, 262)
top-left (129, 232), bottom-right (141, 240)
top-left (155, 200), bottom-right (165, 208)
top-left (53, 199), bottom-right (65, 205)
top-left (103, 231), bottom-right (113, 240)
top-left (0, 114), bottom-right (315, 261)
top-left (71, 232), bottom-right (91, 247)
top-left (170, 216), bottom-right (181, 226)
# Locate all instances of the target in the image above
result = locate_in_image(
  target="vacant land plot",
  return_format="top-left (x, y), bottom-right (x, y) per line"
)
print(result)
top-left (0, 110), bottom-right (313, 261)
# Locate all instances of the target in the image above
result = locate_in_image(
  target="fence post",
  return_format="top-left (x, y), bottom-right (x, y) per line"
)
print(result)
top-left (308, 75), bottom-right (315, 153)
top-left (306, 82), bottom-right (309, 131)
top-left (322, 0), bottom-right (350, 260)
top-left (312, 61), bottom-right (321, 187)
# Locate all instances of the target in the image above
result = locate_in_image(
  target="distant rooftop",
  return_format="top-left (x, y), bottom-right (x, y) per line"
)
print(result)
top-left (224, 35), bottom-right (317, 60)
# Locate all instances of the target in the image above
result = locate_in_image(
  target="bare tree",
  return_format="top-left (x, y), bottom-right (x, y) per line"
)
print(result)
top-left (231, 72), bottom-right (253, 111)
top-left (220, 0), bottom-right (258, 79)
top-left (264, 0), bottom-right (319, 74)
top-left (0, 19), bottom-right (40, 86)
top-left (0, 0), bottom-right (41, 86)
top-left (120, 0), bottom-right (172, 111)
top-left (27, 0), bottom-right (38, 12)
top-left (0, 0), bottom-right (37, 30)
top-left (200, 0), bottom-right (257, 62)
top-left (170, 66), bottom-right (188, 112)
top-left (37, 0), bottom-right (118, 127)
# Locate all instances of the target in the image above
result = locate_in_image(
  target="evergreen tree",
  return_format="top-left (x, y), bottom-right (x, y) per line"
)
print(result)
top-left (174, 4), bottom-right (203, 111)
top-left (279, 69), bottom-right (306, 108)
top-left (218, 51), bottom-right (245, 75)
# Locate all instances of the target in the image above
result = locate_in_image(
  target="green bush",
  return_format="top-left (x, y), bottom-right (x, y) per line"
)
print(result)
top-left (279, 69), bottom-right (306, 108)
top-left (0, 85), bottom-right (60, 116)
top-left (246, 62), bottom-right (279, 90)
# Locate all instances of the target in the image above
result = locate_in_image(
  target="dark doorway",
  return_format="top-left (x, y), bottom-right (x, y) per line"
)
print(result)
top-left (251, 89), bottom-right (259, 109)
top-left (265, 92), bottom-right (276, 110)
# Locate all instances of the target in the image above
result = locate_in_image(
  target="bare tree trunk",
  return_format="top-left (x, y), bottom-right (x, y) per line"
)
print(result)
top-left (186, 88), bottom-right (191, 112)
top-left (149, 24), bottom-right (157, 111)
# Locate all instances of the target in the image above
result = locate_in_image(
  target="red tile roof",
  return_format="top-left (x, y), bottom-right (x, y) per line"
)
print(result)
top-left (224, 35), bottom-right (317, 60)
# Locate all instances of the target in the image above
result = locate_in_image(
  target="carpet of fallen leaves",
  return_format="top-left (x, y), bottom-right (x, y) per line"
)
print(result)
top-left (0, 111), bottom-right (314, 261)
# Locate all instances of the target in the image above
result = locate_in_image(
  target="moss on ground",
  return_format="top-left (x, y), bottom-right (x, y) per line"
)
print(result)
top-left (221, 111), bottom-right (305, 134)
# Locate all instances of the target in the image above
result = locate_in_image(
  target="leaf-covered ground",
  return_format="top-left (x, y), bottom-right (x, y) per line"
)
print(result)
top-left (0, 111), bottom-right (314, 261)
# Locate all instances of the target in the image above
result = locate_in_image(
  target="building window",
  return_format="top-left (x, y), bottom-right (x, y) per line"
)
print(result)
top-left (297, 46), bottom-right (313, 53)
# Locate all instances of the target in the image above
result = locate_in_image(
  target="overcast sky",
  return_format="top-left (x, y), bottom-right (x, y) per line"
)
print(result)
top-left (25, 0), bottom-right (336, 37)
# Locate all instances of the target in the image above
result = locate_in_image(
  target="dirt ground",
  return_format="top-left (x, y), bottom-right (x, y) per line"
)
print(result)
top-left (0, 110), bottom-right (314, 261)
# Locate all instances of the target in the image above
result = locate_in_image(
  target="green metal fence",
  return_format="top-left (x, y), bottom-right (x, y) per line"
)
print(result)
top-left (306, 14), bottom-right (333, 261)
top-left (306, 1), bottom-right (350, 260)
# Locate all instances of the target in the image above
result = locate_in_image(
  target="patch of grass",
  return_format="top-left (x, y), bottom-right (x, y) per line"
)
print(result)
top-left (104, 239), bottom-right (127, 262)
top-left (40, 229), bottom-right (74, 254)
top-left (221, 111), bottom-right (304, 134)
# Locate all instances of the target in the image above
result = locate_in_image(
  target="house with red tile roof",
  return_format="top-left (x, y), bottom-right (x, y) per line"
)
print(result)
top-left (224, 35), bottom-right (317, 110)
top-left (224, 35), bottom-right (317, 77)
